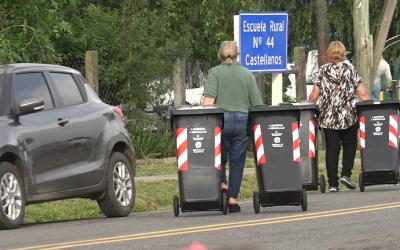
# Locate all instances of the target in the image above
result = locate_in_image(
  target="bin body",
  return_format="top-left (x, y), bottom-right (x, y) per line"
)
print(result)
top-left (171, 105), bottom-right (224, 212)
top-left (356, 100), bottom-right (400, 185)
top-left (298, 104), bottom-right (319, 190)
top-left (249, 105), bottom-right (303, 207)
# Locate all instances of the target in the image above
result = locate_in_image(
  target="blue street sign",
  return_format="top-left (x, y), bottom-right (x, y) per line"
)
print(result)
top-left (239, 12), bottom-right (288, 73)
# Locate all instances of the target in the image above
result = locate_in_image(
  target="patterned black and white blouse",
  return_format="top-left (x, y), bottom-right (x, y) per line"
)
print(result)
top-left (312, 62), bottom-right (362, 130)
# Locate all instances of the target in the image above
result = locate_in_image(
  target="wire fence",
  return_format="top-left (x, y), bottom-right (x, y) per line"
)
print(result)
top-left (61, 59), bottom-right (214, 109)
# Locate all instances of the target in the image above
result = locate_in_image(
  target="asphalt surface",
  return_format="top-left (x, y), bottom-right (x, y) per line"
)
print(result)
top-left (2, 183), bottom-right (400, 250)
top-left (3, 155), bottom-right (393, 250)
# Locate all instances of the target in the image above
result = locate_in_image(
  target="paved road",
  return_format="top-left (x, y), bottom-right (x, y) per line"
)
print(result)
top-left (3, 182), bottom-right (400, 250)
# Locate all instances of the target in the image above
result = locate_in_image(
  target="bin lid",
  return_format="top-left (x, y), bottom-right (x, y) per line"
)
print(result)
top-left (171, 104), bottom-right (224, 116)
top-left (293, 100), bottom-right (319, 111)
top-left (249, 104), bottom-right (301, 112)
top-left (356, 99), bottom-right (400, 108)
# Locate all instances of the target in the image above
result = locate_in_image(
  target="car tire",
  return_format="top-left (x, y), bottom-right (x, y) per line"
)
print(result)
top-left (97, 152), bottom-right (135, 217)
top-left (0, 162), bottom-right (26, 230)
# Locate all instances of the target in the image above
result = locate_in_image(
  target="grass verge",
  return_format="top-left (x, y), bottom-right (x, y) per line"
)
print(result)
top-left (24, 163), bottom-right (362, 224)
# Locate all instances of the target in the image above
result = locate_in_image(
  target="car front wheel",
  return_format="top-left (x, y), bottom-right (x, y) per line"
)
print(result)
top-left (97, 152), bottom-right (135, 217)
top-left (0, 162), bottom-right (26, 230)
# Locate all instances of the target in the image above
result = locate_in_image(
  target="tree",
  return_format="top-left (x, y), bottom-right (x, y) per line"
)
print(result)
top-left (0, 0), bottom-right (73, 63)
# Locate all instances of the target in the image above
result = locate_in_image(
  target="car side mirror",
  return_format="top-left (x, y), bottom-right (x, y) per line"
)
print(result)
top-left (19, 98), bottom-right (45, 115)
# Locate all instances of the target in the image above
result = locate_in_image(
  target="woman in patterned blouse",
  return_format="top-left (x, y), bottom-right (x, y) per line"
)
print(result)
top-left (308, 41), bottom-right (369, 192)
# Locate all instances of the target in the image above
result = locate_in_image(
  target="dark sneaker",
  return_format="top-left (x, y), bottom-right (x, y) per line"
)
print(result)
top-left (329, 186), bottom-right (339, 192)
top-left (229, 204), bottom-right (241, 213)
top-left (340, 176), bottom-right (357, 189)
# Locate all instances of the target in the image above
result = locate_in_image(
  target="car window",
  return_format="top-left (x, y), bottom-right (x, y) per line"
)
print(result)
top-left (50, 73), bottom-right (84, 107)
top-left (14, 73), bottom-right (54, 110)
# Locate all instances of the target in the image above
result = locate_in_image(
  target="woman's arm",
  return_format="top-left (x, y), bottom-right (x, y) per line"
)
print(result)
top-left (308, 85), bottom-right (320, 104)
top-left (202, 96), bottom-right (216, 106)
top-left (357, 83), bottom-right (369, 101)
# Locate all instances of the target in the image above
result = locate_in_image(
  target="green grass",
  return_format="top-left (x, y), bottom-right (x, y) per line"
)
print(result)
top-left (24, 163), bottom-right (362, 224)
top-left (136, 163), bottom-right (178, 176)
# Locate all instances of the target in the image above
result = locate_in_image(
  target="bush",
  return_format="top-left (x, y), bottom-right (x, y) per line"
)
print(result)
top-left (127, 118), bottom-right (175, 159)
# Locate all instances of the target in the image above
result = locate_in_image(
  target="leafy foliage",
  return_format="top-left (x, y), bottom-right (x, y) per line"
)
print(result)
top-left (2, 0), bottom-right (400, 121)
top-left (0, 0), bottom-right (73, 63)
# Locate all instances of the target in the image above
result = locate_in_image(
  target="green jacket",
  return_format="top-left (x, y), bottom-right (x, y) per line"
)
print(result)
top-left (202, 61), bottom-right (263, 113)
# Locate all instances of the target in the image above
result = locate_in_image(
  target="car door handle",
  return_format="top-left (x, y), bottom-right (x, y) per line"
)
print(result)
top-left (57, 118), bottom-right (69, 126)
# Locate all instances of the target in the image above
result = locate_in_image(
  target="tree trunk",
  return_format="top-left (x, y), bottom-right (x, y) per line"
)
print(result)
top-left (353, 0), bottom-right (371, 92)
top-left (294, 47), bottom-right (306, 101)
top-left (315, 0), bottom-right (329, 67)
top-left (255, 74), bottom-right (265, 103)
top-left (315, 0), bottom-right (330, 150)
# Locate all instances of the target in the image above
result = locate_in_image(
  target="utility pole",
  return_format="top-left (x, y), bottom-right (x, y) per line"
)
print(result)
top-left (353, 0), bottom-right (371, 92)
top-left (371, 0), bottom-right (397, 90)
top-left (315, 0), bottom-right (330, 67)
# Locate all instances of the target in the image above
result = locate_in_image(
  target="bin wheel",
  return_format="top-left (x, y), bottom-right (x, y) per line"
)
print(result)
top-left (253, 192), bottom-right (260, 214)
top-left (301, 189), bottom-right (307, 211)
top-left (173, 195), bottom-right (179, 217)
top-left (319, 175), bottom-right (326, 193)
top-left (222, 192), bottom-right (228, 215)
top-left (359, 173), bottom-right (365, 192)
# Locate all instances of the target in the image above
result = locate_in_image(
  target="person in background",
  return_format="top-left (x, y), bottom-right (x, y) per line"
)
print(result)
top-left (308, 41), bottom-right (369, 192)
top-left (371, 49), bottom-right (392, 101)
top-left (202, 41), bottom-right (263, 212)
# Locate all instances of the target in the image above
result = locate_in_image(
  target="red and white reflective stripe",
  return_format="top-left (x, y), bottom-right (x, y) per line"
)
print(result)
top-left (293, 122), bottom-right (300, 162)
top-left (253, 124), bottom-right (265, 165)
top-left (176, 128), bottom-right (188, 171)
top-left (389, 115), bottom-right (398, 148)
top-left (359, 116), bottom-right (365, 149)
top-left (215, 127), bottom-right (221, 170)
top-left (309, 120), bottom-right (316, 158)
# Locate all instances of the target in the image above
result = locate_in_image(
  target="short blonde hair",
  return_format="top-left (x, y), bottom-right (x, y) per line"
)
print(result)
top-left (327, 41), bottom-right (346, 63)
top-left (218, 41), bottom-right (238, 65)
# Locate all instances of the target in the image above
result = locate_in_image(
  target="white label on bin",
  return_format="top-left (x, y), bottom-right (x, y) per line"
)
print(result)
top-left (271, 130), bottom-right (282, 136)
top-left (193, 141), bottom-right (205, 153)
top-left (192, 134), bottom-right (204, 141)
top-left (372, 121), bottom-right (383, 136)
top-left (268, 124), bottom-right (285, 130)
top-left (272, 137), bottom-right (283, 147)
top-left (373, 126), bottom-right (383, 136)
top-left (190, 127), bottom-right (207, 133)
top-left (371, 116), bottom-right (385, 121)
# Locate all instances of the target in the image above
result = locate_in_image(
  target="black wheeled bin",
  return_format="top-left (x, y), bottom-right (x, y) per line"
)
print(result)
top-left (249, 104), bottom-right (307, 213)
top-left (170, 104), bottom-right (228, 216)
top-left (356, 100), bottom-right (400, 192)
top-left (296, 101), bottom-right (326, 193)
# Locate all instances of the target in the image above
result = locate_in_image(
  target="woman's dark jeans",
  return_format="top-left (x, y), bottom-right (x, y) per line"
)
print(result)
top-left (221, 111), bottom-right (250, 199)
top-left (323, 124), bottom-right (358, 187)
